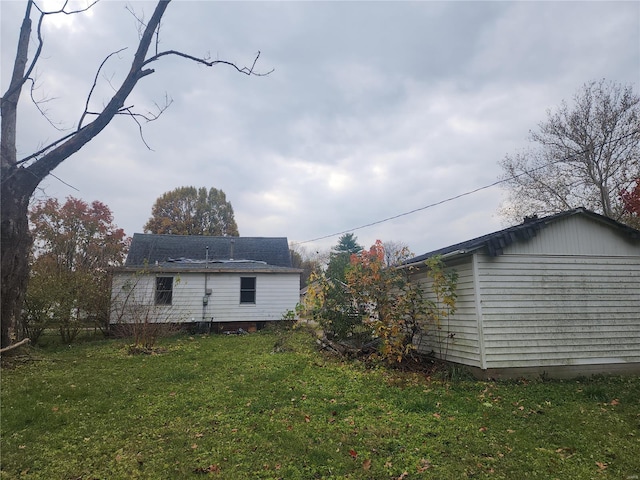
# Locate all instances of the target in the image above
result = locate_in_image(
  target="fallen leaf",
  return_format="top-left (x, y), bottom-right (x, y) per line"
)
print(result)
top-left (349, 449), bottom-right (358, 459)
top-left (51, 406), bottom-right (59, 412)
top-left (610, 399), bottom-right (620, 406)
top-left (479, 426), bottom-right (488, 432)
top-left (363, 459), bottom-right (371, 470)
top-left (596, 461), bottom-right (608, 470)
top-left (304, 415), bottom-right (311, 423)
top-left (417, 459), bottom-right (432, 472)
top-left (191, 443), bottom-right (198, 449)
top-left (193, 464), bottom-right (220, 474)
top-left (433, 413), bottom-right (441, 419)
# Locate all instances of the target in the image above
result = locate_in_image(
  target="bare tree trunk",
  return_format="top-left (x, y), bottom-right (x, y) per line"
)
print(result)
top-left (0, 0), bottom-right (267, 348)
top-left (1, 1), bottom-right (36, 348)
top-left (0, 171), bottom-right (37, 347)
top-left (0, 0), bottom-right (170, 348)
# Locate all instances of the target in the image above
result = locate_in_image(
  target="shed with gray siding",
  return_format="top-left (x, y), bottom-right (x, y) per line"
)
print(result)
top-left (110, 235), bottom-right (301, 332)
top-left (405, 208), bottom-right (640, 378)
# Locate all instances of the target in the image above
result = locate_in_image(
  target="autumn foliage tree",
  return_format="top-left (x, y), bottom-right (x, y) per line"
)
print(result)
top-left (346, 240), bottom-right (426, 363)
top-left (144, 186), bottom-right (239, 236)
top-left (620, 178), bottom-right (640, 228)
top-left (1, 0), bottom-right (267, 347)
top-left (302, 240), bottom-right (459, 365)
top-left (25, 197), bottom-right (128, 342)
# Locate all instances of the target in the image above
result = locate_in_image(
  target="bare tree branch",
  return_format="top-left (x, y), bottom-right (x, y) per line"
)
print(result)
top-left (33, 0), bottom-right (99, 16)
top-left (14, 128), bottom-right (88, 167)
top-left (0, 337), bottom-right (30, 354)
top-left (3, 1), bottom-right (99, 104)
top-left (79, 47), bottom-right (128, 129)
top-left (144, 50), bottom-right (274, 76)
top-left (26, 77), bottom-right (68, 131)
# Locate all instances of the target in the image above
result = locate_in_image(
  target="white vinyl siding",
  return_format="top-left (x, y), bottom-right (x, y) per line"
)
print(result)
top-left (408, 213), bottom-right (640, 375)
top-left (505, 215), bottom-right (638, 257)
top-left (111, 272), bottom-right (300, 324)
top-left (411, 258), bottom-right (482, 367)
top-left (477, 254), bottom-right (640, 369)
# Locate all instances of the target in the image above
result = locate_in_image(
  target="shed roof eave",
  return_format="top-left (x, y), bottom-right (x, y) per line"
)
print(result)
top-left (398, 247), bottom-right (481, 269)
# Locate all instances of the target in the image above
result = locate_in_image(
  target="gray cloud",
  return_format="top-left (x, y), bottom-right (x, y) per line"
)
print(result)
top-left (3, 0), bottom-right (638, 257)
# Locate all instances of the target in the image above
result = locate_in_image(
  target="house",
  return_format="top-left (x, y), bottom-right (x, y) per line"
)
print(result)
top-left (404, 208), bottom-right (640, 379)
top-left (110, 234), bottom-right (301, 332)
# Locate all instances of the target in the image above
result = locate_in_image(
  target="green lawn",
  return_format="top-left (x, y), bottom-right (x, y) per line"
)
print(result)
top-left (1, 330), bottom-right (639, 479)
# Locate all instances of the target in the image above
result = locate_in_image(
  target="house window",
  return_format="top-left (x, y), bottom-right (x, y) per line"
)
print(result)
top-left (240, 277), bottom-right (256, 304)
top-left (155, 276), bottom-right (173, 305)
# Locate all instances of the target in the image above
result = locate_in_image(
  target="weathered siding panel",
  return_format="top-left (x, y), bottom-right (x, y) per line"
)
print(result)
top-left (507, 215), bottom-right (638, 256)
top-left (209, 273), bottom-right (300, 322)
top-left (111, 272), bottom-right (300, 324)
top-left (411, 258), bottom-right (482, 367)
top-left (477, 254), bottom-right (640, 369)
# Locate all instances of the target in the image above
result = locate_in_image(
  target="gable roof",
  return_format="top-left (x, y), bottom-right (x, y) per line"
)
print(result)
top-left (404, 208), bottom-right (640, 265)
top-left (125, 234), bottom-right (293, 268)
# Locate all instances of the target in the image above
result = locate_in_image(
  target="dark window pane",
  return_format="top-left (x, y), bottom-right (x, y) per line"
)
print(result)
top-left (240, 290), bottom-right (255, 303)
top-left (240, 277), bottom-right (256, 304)
top-left (155, 277), bottom-right (173, 305)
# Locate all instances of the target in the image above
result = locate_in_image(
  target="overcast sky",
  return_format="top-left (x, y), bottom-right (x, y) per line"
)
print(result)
top-left (2, 0), bottom-right (639, 257)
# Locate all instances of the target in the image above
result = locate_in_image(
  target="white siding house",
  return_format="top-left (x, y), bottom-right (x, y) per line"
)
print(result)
top-left (406, 208), bottom-right (640, 378)
top-left (110, 235), bottom-right (301, 332)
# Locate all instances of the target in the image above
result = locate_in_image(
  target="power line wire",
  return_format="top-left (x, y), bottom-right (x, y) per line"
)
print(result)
top-left (294, 129), bottom-right (639, 246)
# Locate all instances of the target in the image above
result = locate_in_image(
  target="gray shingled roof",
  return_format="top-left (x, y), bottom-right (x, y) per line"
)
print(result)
top-left (125, 234), bottom-right (293, 268)
top-left (404, 208), bottom-right (640, 265)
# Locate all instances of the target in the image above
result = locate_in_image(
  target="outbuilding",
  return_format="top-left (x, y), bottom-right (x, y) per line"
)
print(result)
top-left (110, 234), bottom-right (301, 332)
top-left (404, 208), bottom-right (640, 378)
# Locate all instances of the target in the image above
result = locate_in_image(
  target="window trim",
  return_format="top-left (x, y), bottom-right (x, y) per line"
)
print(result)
top-left (240, 276), bottom-right (256, 304)
top-left (155, 276), bottom-right (174, 306)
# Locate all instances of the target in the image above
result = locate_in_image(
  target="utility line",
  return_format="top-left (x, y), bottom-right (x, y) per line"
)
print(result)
top-left (294, 129), bottom-right (640, 246)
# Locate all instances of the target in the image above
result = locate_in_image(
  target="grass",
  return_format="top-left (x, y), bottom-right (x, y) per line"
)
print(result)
top-left (1, 329), bottom-right (639, 479)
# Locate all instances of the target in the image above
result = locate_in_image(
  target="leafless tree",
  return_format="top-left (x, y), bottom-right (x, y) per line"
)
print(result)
top-left (498, 79), bottom-right (640, 224)
top-left (0, 0), bottom-right (270, 348)
top-left (381, 240), bottom-right (411, 267)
